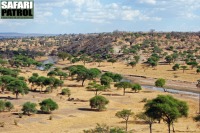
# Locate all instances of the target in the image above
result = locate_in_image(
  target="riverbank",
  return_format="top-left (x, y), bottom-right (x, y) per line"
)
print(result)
top-left (124, 75), bottom-right (199, 93)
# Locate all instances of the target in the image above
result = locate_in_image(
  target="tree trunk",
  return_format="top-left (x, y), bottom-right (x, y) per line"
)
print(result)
top-left (82, 79), bottom-right (85, 87)
top-left (16, 92), bottom-right (19, 99)
top-left (95, 90), bottom-right (98, 96)
top-left (172, 123), bottom-right (175, 132)
top-left (168, 123), bottom-right (171, 133)
top-left (123, 88), bottom-right (125, 96)
top-left (149, 123), bottom-right (152, 133)
top-left (125, 120), bottom-right (128, 132)
top-left (1, 87), bottom-right (5, 93)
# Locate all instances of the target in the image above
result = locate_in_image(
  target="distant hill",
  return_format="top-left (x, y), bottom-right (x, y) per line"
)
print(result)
top-left (0, 32), bottom-right (57, 39)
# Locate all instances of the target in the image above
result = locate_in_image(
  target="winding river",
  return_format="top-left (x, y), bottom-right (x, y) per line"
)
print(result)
top-left (41, 57), bottom-right (199, 99)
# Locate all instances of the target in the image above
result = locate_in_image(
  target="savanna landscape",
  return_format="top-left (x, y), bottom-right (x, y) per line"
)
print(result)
top-left (0, 31), bottom-right (199, 133)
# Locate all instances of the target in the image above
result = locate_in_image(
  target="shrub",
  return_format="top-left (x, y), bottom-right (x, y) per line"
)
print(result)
top-left (131, 83), bottom-right (142, 92)
top-left (172, 64), bottom-right (180, 71)
top-left (89, 96), bottom-right (109, 111)
top-left (0, 100), bottom-right (5, 112)
top-left (194, 114), bottom-right (200, 122)
top-left (155, 78), bottom-right (166, 87)
top-left (100, 76), bottom-right (113, 86)
top-left (22, 102), bottom-right (37, 116)
top-left (39, 98), bottom-right (58, 113)
top-left (5, 101), bottom-right (14, 111)
top-left (61, 88), bottom-right (71, 97)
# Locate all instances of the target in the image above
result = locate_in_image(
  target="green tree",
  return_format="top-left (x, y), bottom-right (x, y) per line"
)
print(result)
top-left (136, 112), bottom-right (155, 133)
top-left (47, 71), bottom-right (57, 77)
top-left (57, 71), bottom-right (68, 80)
top-left (80, 54), bottom-right (90, 66)
top-left (115, 109), bottom-right (134, 132)
top-left (100, 76), bottom-right (113, 87)
top-left (107, 58), bottom-right (117, 65)
top-left (197, 68), bottom-right (200, 74)
top-left (36, 76), bottom-right (46, 93)
top-left (102, 72), bottom-right (122, 82)
top-left (22, 102), bottom-right (37, 116)
top-left (88, 68), bottom-right (101, 80)
top-left (5, 101), bottom-right (14, 111)
top-left (7, 79), bottom-right (29, 99)
top-left (165, 55), bottom-right (173, 65)
top-left (0, 100), bottom-right (5, 112)
top-left (187, 61), bottom-right (198, 69)
top-left (58, 52), bottom-right (69, 61)
top-left (0, 75), bottom-right (15, 93)
top-left (128, 61), bottom-right (136, 68)
top-left (131, 83), bottom-right (142, 93)
top-left (89, 95), bottom-right (109, 111)
top-left (28, 76), bottom-right (38, 90)
top-left (172, 64), bottom-right (180, 71)
top-left (39, 98), bottom-right (58, 113)
top-left (144, 95), bottom-right (189, 133)
top-left (87, 82), bottom-right (107, 96)
top-left (180, 66), bottom-right (187, 73)
top-left (114, 82), bottom-right (132, 96)
top-left (155, 78), bottom-right (166, 92)
top-left (0, 100), bottom-right (14, 112)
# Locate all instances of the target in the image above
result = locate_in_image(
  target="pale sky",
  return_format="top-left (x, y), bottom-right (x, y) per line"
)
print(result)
top-left (0, 0), bottom-right (200, 34)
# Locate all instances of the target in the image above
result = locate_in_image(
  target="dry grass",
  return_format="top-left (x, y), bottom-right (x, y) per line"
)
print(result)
top-left (0, 60), bottom-right (199, 133)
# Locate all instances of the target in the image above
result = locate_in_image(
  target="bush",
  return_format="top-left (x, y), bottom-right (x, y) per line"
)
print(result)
top-left (155, 78), bottom-right (166, 87)
top-left (194, 114), bottom-right (200, 122)
top-left (61, 88), bottom-right (71, 97)
top-left (100, 76), bottom-right (113, 86)
top-left (131, 83), bottom-right (142, 92)
top-left (39, 98), bottom-right (58, 113)
top-left (22, 102), bottom-right (37, 116)
top-left (89, 96), bottom-right (109, 111)
top-left (5, 101), bottom-right (14, 111)
top-left (197, 68), bottom-right (200, 74)
top-left (0, 100), bottom-right (5, 112)
top-left (0, 100), bottom-right (14, 112)
top-left (172, 64), bottom-right (180, 71)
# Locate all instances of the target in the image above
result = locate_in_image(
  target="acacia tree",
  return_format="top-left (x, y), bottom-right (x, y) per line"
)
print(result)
top-left (89, 95), bottom-right (109, 111)
top-left (36, 76), bottom-right (46, 93)
top-left (87, 82), bottom-right (107, 96)
top-left (7, 79), bottom-right (29, 99)
top-left (131, 83), bottom-right (142, 93)
top-left (129, 61), bottom-right (136, 68)
top-left (155, 78), bottom-right (166, 92)
top-left (107, 58), bottom-right (117, 65)
top-left (39, 98), bottom-right (58, 113)
top-left (115, 109), bottom-right (134, 132)
top-left (22, 102), bottom-right (37, 116)
top-left (100, 76), bottom-right (113, 87)
top-left (180, 66), bottom-right (187, 73)
top-left (114, 82), bottom-right (132, 96)
top-left (70, 66), bottom-right (101, 86)
top-left (28, 76), bottom-right (38, 90)
top-left (57, 52), bottom-right (69, 61)
top-left (0, 75), bottom-right (15, 93)
top-left (144, 95), bottom-right (189, 133)
top-left (136, 112), bottom-right (155, 133)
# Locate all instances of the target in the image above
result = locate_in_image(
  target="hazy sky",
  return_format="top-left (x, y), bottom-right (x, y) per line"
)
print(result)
top-left (0, 0), bottom-right (200, 34)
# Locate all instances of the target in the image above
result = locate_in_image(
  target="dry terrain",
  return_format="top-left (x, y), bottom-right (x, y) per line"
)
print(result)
top-left (0, 59), bottom-right (199, 133)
